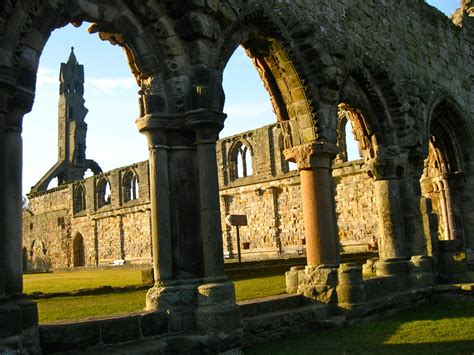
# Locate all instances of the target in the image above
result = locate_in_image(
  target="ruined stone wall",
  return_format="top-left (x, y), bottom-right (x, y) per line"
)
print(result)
top-left (333, 161), bottom-right (377, 250)
top-left (23, 124), bottom-right (378, 268)
top-left (23, 161), bottom-right (151, 270)
top-left (218, 124), bottom-right (376, 260)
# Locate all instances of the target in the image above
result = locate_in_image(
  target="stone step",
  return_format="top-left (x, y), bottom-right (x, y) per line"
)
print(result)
top-left (238, 294), bottom-right (306, 318)
top-left (241, 302), bottom-right (329, 345)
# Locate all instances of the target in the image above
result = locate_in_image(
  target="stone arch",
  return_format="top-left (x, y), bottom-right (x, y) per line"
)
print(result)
top-left (338, 73), bottom-right (400, 165)
top-left (73, 183), bottom-right (86, 213)
top-left (73, 233), bottom-right (85, 267)
top-left (421, 97), bottom-right (473, 246)
top-left (96, 176), bottom-right (112, 208)
top-left (22, 247), bottom-right (28, 271)
top-left (213, 7), bottom-right (324, 150)
top-left (228, 138), bottom-right (254, 180)
top-left (122, 168), bottom-right (140, 202)
top-left (0, 0), bottom-right (189, 117)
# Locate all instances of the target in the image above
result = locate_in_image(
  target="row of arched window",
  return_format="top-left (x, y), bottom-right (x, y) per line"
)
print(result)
top-left (74, 169), bottom-right (140, 213)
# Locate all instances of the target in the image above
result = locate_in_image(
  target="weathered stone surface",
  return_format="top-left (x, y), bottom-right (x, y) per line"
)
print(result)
top-left (0, 0), bottom-right (472, 353)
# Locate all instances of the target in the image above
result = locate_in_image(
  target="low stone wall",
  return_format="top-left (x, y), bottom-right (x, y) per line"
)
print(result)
top-left (40, 311), bottom-right (168, 353)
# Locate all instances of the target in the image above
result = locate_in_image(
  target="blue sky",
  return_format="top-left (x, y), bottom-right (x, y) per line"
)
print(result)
top-left (22, 1), bottom-right (460, 192)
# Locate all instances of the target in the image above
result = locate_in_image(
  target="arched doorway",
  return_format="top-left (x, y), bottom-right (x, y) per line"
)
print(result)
top-left (73, 233), bottom-right (85, 267)
top-left (421, 100), bottom-right (471, 248)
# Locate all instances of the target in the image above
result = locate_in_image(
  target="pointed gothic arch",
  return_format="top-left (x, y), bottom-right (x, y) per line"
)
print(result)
top-left (421, 98), bottom-right (473, 245)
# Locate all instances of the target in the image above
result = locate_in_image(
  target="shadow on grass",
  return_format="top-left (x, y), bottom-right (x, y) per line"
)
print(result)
top-left (245, 301), bottom-right (474, 354)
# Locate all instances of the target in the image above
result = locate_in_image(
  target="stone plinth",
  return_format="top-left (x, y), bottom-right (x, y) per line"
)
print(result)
top-left (336, 263), bottom-right (366, 308)
top-left (146, 281), bottom-right (199, 332)
top-left (409, 255), bottom-right (434, 287)
top-left (293, 265), bottom-right (338, 304)
top-left (195, 281), bottom-right (242, 332)
top-left (376, 258), bottom-right (410, 289)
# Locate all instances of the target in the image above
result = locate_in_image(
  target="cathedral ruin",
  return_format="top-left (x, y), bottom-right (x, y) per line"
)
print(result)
top-left (1, 0), bottom-right (474, 353)
top-left (23, 49), bottom-right (380, 270)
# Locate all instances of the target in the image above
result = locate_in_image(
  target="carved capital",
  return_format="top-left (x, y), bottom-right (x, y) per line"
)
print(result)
top-left (185, 109), bottom-right (226, 144)
top-left (367, 157), bottom-right (404, 181)
top-left (283, 142), bottom-right (338, 170)
top-left (136, 113), bottom-right (186, 147)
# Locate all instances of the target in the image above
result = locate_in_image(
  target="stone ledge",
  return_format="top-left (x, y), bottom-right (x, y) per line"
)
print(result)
top-left (39, 311), bottom-right (168, 353)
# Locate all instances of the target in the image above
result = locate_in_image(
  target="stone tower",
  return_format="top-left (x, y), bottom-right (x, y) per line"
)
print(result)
top-left (31, 48), bottom-right (101, 192)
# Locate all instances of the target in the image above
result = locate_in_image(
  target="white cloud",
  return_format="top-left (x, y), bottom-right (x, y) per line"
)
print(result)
top-left (86, 77), bottom-right (136, 94)
top-left (36, 67), bottom-right (58, 88)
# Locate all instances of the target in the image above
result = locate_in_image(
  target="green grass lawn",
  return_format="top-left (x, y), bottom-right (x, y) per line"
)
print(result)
top-left (245, 301), bottom-right (474, 354)
top-left (23, 269), bottom-right (143, 294)
top-left (26, 270), bottom-right (286, 323)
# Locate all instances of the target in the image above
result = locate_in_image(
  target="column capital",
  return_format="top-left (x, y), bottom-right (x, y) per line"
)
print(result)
top-left (135, 112), bottom-right (186, 134)
top-left (185, 109), bottom-right (226, 143)
top-left (367, 157), bottom-right (404, 181)
top-left (283, 142), bottom-right (338, 170)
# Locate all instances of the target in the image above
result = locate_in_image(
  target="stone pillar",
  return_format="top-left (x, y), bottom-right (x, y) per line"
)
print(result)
top-left (284, 142), bottom-right (340, 266)
top-left (1, 82), bottom-right (39, 351)
top-left (0, 77), bottom-right (23, 348)
top-left (136, 116), bottom-right (173, 283)
top-left (283, 142), bottom-right (340, 303)
top-left (439, 173), bottom-right (463, 244)
top-left (336, 263), bottom-right (366, 316)
top-left (4, 112), bottom-right (23, 296)
top-left (186, 109), bottom-right (226, 281)
top-left (137, 114), bottom-right (197, 332)
top-left (436, 178), bottom-right (451, 240)
top-left (368, 157), bottom-right (410, 284)
top-left (186, 109), bottom-right (241, 337)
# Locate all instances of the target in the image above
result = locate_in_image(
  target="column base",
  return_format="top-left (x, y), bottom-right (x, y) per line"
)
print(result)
top-left (0, 297), bottom-right (40, 354)
top-left (195, 282), bottom-right (242, 332)
top-left (409, 255), bottom-right (435, 288)
top-left (297, 265), bottom-right (338, 304)
top-left (286, 266), bottom-right (305, 294)
top-left (0, 301), bottom-right (22, 338)
top-left (146, 280), bottom-right (200, 332)
top-left (336, 263), bottom-right (366, 307)
top-left (376, 258), bottom-right (410, 289)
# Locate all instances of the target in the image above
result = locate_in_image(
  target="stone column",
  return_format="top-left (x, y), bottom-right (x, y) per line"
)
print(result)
top-left (4, 112), bottom-right (23, 296)
top-left (284, 142), bottom-right (340, 266)
top-left (186, 109), bottom-right (226, 281)
top-left (368, 158), bottom-right (409, 284)
top-left (136, 116), bottom-right (173, 283)
top-left (436, 179), bottom-right (451, 240)
top-left (137, 113), bottom-right (204, 332)
top-left (1, 84), bottom-right (38, 346)
top-left (186, 109), bottom-right (241, 335)
top-left (439, 173), bottom-right (462, 243)
top-left (284, 142), bottom-right (340, 303)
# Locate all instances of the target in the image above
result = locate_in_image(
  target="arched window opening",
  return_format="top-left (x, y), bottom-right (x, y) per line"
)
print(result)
top-left (336, 104), bottom-right (365, 163)
top-left (123, 170), bottom-right (139, 202)
top-left (47, 177), bottom-right (59, 190)
top-left (97, 177), bottom-right (112, 208)
top-left (332, 102), bottom-right (378, 253)
top-left (74, 184), bottom-right (86, 213)
top-left (73, 233), bottom-right (85, 267)
top-left (420, 103), bottom-right (466, 244)
top-left (229, 141), bottom-right (253, 180)
top-left (279, 134), bottom-right (297, 173)
top-left (22, 247), bottom-right (28, 271)
top-left (84, 168), bottom-right (94, 179)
